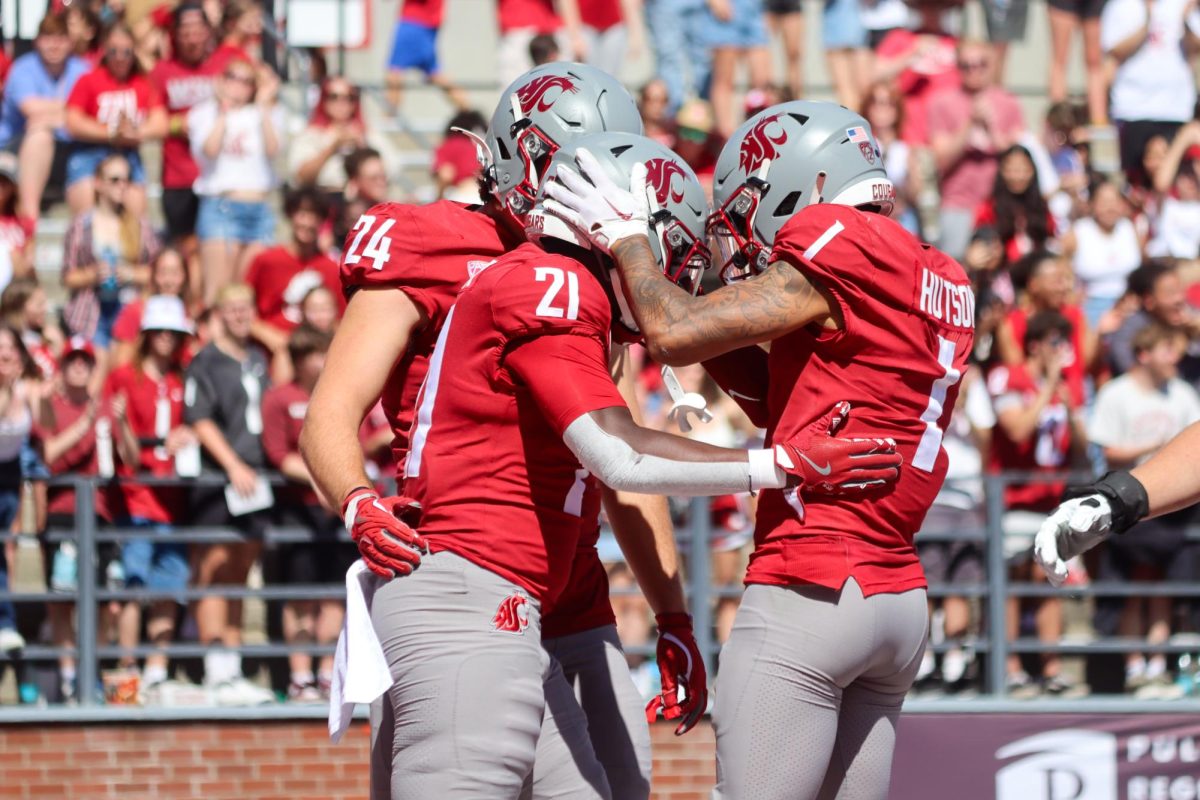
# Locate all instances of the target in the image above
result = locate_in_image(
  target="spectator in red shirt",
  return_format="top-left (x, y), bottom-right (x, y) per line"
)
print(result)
top-left (149, 3), bottom-right (218, 245)
top-left (973, 145), bottom-right (1056, 266)
top-left (37, 337), bottom-right (115, 701)
top-left (262, 326), bottom-right (354, 701)
top-left (872, 0), bottom-right (959, 146)
top-left (996, 250), bottom-right (1097, 406)
top-left (106, 294), bottom-right (195, 695)
top-left (988, 310), bottom-right (1089, 696)
top-left (64, 22), bottom-right (168, 216)
top-left (244, 188), bottom-right (343, 341)
top-left (0, 153), bottom-right (36, 284)
top-left (110, 246), bottom-right (192, 370)
top-left (929, 39), bottom-right (1026, 262)
top-left (432, 110), bottom-right (486, 202)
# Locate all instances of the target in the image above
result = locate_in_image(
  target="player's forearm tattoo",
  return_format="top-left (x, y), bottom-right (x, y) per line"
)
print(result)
top-left (611, 237), bottom-right (818, 363)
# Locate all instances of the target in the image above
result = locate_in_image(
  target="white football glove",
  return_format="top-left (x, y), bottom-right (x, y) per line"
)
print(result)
top-left (1033, 494), bottom-right (1113, 587)
top-left (542, 148), bottom-right (649, 254)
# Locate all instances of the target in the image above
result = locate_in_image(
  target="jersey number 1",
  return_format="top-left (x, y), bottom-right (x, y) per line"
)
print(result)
top-left (344, 215), bottom-right (396, 271)
top-left (913, 335), bottom-right (962, 473)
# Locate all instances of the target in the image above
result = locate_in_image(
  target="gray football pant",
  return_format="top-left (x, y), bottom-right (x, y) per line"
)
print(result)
top-left (712, 579), bottom-right (928, 800)
top-left (367, 551), bottom-right (610, 800)
top-left (525, 625), bottom-right (653, 800)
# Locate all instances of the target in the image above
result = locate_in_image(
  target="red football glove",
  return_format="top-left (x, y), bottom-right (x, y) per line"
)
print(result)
top-left (342, 487), bottom-right (427, 579)
top-left (775, 401), bottom-right (902, 494)
top-left (645, 612), bottom-right (708, 736)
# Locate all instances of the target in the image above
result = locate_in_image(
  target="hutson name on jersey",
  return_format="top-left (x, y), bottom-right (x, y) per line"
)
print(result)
top-left (918, 267), bottom-right (975, 329)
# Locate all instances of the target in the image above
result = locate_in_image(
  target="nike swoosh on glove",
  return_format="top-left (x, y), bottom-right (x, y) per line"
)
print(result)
top-left (342, 487), bottom-right (427, 579)
top-left (645, 612), bottom-right (708, 735)
top-left (541, 148), bottom-right (649, 254)
top-left (775, 401), bottom-right (903, 494)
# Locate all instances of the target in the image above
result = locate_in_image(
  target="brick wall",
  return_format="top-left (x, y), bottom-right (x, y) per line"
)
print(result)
top-left (0, 719), bottom-right (716, 799)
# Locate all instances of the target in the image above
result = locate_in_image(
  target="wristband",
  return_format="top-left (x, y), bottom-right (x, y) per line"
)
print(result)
top-left (1065, 470), bottom-right (1149, 536)
top-left (748, 448), bottom-right (785, 492)
top-left (341, 485), bottom-right (375, 527)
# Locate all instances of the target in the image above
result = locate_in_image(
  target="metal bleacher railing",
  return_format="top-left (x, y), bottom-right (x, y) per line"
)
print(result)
top-left (2, 470), bottom-right (1200, 721)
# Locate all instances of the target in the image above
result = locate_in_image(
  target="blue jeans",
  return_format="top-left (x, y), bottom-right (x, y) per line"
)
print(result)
top-left (0, 486), bottom-right (21, 630)
top-left (645, 0), bottom-right (713, 114)
top-left (120, 518), bottom-right (189, 598)
top-left (196, 196), bottom-right (276, 245)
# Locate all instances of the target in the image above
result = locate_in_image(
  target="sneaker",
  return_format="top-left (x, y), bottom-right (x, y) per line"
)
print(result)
top-left (1133, 673), bottom-right (1179, 700)
top-left (212, 677), bottom-right (275, 707)
top-left (287, 679), bottom-right (322, 704)
top-left (317, 674), bottom-right (332, 701)
top-left (1042, 674), bottom-right (1089, 698)
top-left (1007, 670), bottom-right (1039, 699)
top-left (0, 627), bottom-right (25, 654)
top-left (60, 676), bottom-right (77, 705)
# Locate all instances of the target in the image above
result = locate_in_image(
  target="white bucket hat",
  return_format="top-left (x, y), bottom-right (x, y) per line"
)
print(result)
top-left (140, 295), bottom-right (194, 335)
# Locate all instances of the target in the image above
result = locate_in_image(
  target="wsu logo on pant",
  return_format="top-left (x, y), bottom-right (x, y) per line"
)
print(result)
top-left (996, 730), bottom-right (1118, 800)
top-left (492, 592), bottom-right (530, 634)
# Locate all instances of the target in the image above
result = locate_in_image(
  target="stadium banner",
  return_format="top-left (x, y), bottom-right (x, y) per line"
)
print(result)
top-left (891, 713), bottom-right (1200, 800)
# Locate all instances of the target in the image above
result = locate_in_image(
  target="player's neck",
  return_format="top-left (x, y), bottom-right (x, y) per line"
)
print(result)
top-left (482, 200), bottom-right (527, 244)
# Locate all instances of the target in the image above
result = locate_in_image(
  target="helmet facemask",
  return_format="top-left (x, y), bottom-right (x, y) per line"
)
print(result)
top-left (499, 97), bottom-right (562, 224)
top-left (708, 173), bottom-right (771, 285)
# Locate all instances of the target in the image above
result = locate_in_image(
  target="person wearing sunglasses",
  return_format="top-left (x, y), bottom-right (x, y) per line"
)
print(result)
top-left (188, 57), bottom-right (284, 306)
top-left (61, 153), bottom-right (161, 367)
top-left (928, 39), bottom-right (1026, 263)
top-left (288, 76), bottom-right (397, 209)
top-left (64, 22), bottom-right (167, 217)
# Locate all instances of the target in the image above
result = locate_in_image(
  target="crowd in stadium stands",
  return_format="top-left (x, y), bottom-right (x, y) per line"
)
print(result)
top-left (0, 0), bottom-right (1198, 706)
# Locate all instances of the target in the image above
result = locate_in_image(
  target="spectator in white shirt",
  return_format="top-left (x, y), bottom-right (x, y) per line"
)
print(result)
top-left (1089, 322), bottom-right (1200, 695)
top-left (1101, 0), bottom-right (1200, 186)
top-left (188, 58), bottom-right (284, 306)
top-left (1062, 180), bottom-right (1146, 325)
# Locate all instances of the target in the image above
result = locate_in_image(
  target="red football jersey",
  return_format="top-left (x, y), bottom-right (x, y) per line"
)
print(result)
top-left (401, 243), bottom-right (623, 604)
top-left (245, 246), bottom-right (344, 332)
top-left (106, 365), bottom-right (186, 524)
top-left (339, 201), bottom-right (514, 469)
top-left (986, 363), bottom-right (1075, 512)
top-left (748, 205), bottom-right (975, 596)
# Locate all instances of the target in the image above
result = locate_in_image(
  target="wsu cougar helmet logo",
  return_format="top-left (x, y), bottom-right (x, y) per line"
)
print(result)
top-left (492, 592), bottom-right (530, 634)
top-left (515, 75), bottom-right (578, 114)
top-left (739, 114), bottom-right (789, 174)
top-left (645, 158), bottom-right (687, 205)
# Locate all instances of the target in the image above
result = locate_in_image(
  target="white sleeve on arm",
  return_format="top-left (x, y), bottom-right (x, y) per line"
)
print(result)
top-left (562, 414), bottom-right (785, 496)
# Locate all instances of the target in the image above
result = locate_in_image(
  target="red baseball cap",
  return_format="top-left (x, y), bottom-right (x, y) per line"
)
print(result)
top-left (63, 336), bottom-right (96, 362)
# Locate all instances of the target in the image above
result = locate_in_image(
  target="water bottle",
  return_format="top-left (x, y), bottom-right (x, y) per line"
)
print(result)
top-left (96, 418), bottom-right (114, 479)
top-left (50, 541), bottom-right (78, 593)
top-left (98, 250), bottom-right (120, 303)
top-left (1178, 654), bottom-right (1200, 696)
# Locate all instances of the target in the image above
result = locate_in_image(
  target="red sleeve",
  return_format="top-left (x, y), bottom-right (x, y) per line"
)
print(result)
top-left (111, 302), bottom-right (142, 343)
top-left (505, 334), bottom-right (626, 436)
top-left (974, 200), bottom-right (996, 228)
top-left (339, 203), bottom-right (447, 324)
top-left (66, 72), bottom-right (94, 113)
top-left (150, 4), bottom-right (173, 30)
top-left (259, 389), bottom-right (290, 468)
top-left (769, 205), bottom-right (878, 340)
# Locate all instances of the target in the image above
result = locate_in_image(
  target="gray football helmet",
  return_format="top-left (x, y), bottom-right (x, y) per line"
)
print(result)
top-left (484, 62), bottom-right (643, 227)
top-left (709, 101), bottom-right (895, 283)
top-left (528, 132), bottom-right (710, 339)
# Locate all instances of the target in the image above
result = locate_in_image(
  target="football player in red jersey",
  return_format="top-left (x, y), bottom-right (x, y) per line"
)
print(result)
top-left (543, 101), bottom-right (976, 800)
top-left (302, 62), bottom-right (680, 800)
top-left (368, 131), bottom-right (902, 799)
